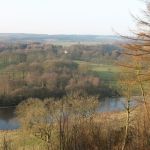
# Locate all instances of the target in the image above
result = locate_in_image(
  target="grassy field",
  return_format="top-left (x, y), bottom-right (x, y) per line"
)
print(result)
top-left (0, 62), bottom-right (7, 71)
top-left (0, 130), bottom-right (45, 150)
top-left (75, 60), bottom-right (120, 88)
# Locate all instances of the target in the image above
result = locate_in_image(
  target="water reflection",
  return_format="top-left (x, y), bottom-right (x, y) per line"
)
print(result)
top-left (0, 107), bottom-right (19, 130)
top-left (99, 97), bottom-right (137, 112)
top-left (0, 97), bottom-right (137, 130)
top-left (99, 97), bottom-right (125, 112)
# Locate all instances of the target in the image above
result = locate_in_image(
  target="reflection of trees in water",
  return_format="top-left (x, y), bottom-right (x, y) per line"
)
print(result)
top-left (99, 97), bottom-right (137, 112)
top-left (0, 107), bottom-right (15, 121)
top-left (99, 98), bottom-right (125, 112)
top-left (0, 107), bottom-right (19, 130)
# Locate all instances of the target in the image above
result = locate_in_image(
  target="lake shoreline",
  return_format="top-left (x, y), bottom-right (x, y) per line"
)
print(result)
top-left (0, 97), bottom-right (140, 130)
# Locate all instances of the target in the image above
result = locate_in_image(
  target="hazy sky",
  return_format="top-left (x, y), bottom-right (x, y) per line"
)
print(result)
top-left (0, 0), bottom-right (145, 35)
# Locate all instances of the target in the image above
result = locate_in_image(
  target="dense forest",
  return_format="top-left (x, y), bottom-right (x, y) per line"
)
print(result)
top-left (0, 42), bottom-right (121, 106)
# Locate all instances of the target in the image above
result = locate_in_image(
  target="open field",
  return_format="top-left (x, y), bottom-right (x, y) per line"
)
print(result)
top-left (75, 60), bottom-right (120, 87)
top-left (75, 60), bottom-right (120, 77)
top-left (0, 130), bottom-right (45, 150)
top-left (47, 41), bottom-right (117, 46)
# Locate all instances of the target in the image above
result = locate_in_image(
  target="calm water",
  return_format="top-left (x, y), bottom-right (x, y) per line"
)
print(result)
top-left (0, 107), bottom-right (19, 130)
top-left (0, 97), bottom-right (136, 130)
top-left (99, 97), bottom-right (126, 112)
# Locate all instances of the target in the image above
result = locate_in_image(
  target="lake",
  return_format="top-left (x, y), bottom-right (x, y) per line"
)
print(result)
top-left (0, 107), bottom-right (19, 130)
top-left (0, 97), bottom-right (136, 130)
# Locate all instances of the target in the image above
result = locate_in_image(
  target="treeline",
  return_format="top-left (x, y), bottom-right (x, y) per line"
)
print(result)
top-left (0, 42), bottom-right (122, 64)
top-left (0, 42), bottom-right (120, 106)
top-left (0, 60), bottom-right (98, 106)
top-left (0, 59), bottom-right (118, 106)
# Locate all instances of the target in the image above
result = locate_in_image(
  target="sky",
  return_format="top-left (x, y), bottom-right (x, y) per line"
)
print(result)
top-left (0, 0), bottom-right (145, 35)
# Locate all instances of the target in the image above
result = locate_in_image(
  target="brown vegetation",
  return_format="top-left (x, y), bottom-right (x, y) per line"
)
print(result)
top-left (0, 101), bottom-right (150, 150)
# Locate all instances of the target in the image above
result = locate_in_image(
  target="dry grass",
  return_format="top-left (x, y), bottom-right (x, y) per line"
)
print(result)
top-left (0, 104), bottom-right (150, 150)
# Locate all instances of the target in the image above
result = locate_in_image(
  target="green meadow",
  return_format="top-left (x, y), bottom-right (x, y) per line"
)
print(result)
top-left (75, 60), bottom-right (120, 87)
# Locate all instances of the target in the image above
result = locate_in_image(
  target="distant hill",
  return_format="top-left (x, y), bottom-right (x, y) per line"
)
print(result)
top-left (0, 33), bottom-right (122, 43)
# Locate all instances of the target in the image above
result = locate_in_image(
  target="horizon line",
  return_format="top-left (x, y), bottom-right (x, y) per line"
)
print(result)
top-left (0, 33), bottom-right (118, 36)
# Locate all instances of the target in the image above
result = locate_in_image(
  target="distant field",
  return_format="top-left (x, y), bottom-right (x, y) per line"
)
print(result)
top-left (75, 60), bottom-right (120, 79)
top-left (0, 33), bottom-right (121, 43)
top-left (75, 60), bottom-right (120, 89)
top-left (0, 62), bottom-right (6, 71)
top-left (48, 41), bottom-right (116, 46)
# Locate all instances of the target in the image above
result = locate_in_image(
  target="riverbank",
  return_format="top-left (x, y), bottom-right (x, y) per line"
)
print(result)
top-left (0, 111), bottom-right (128, 150)
top-left (0, 103), bottom-right (148, 150)
top-left (0, 97), bottom-right (128, 130)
